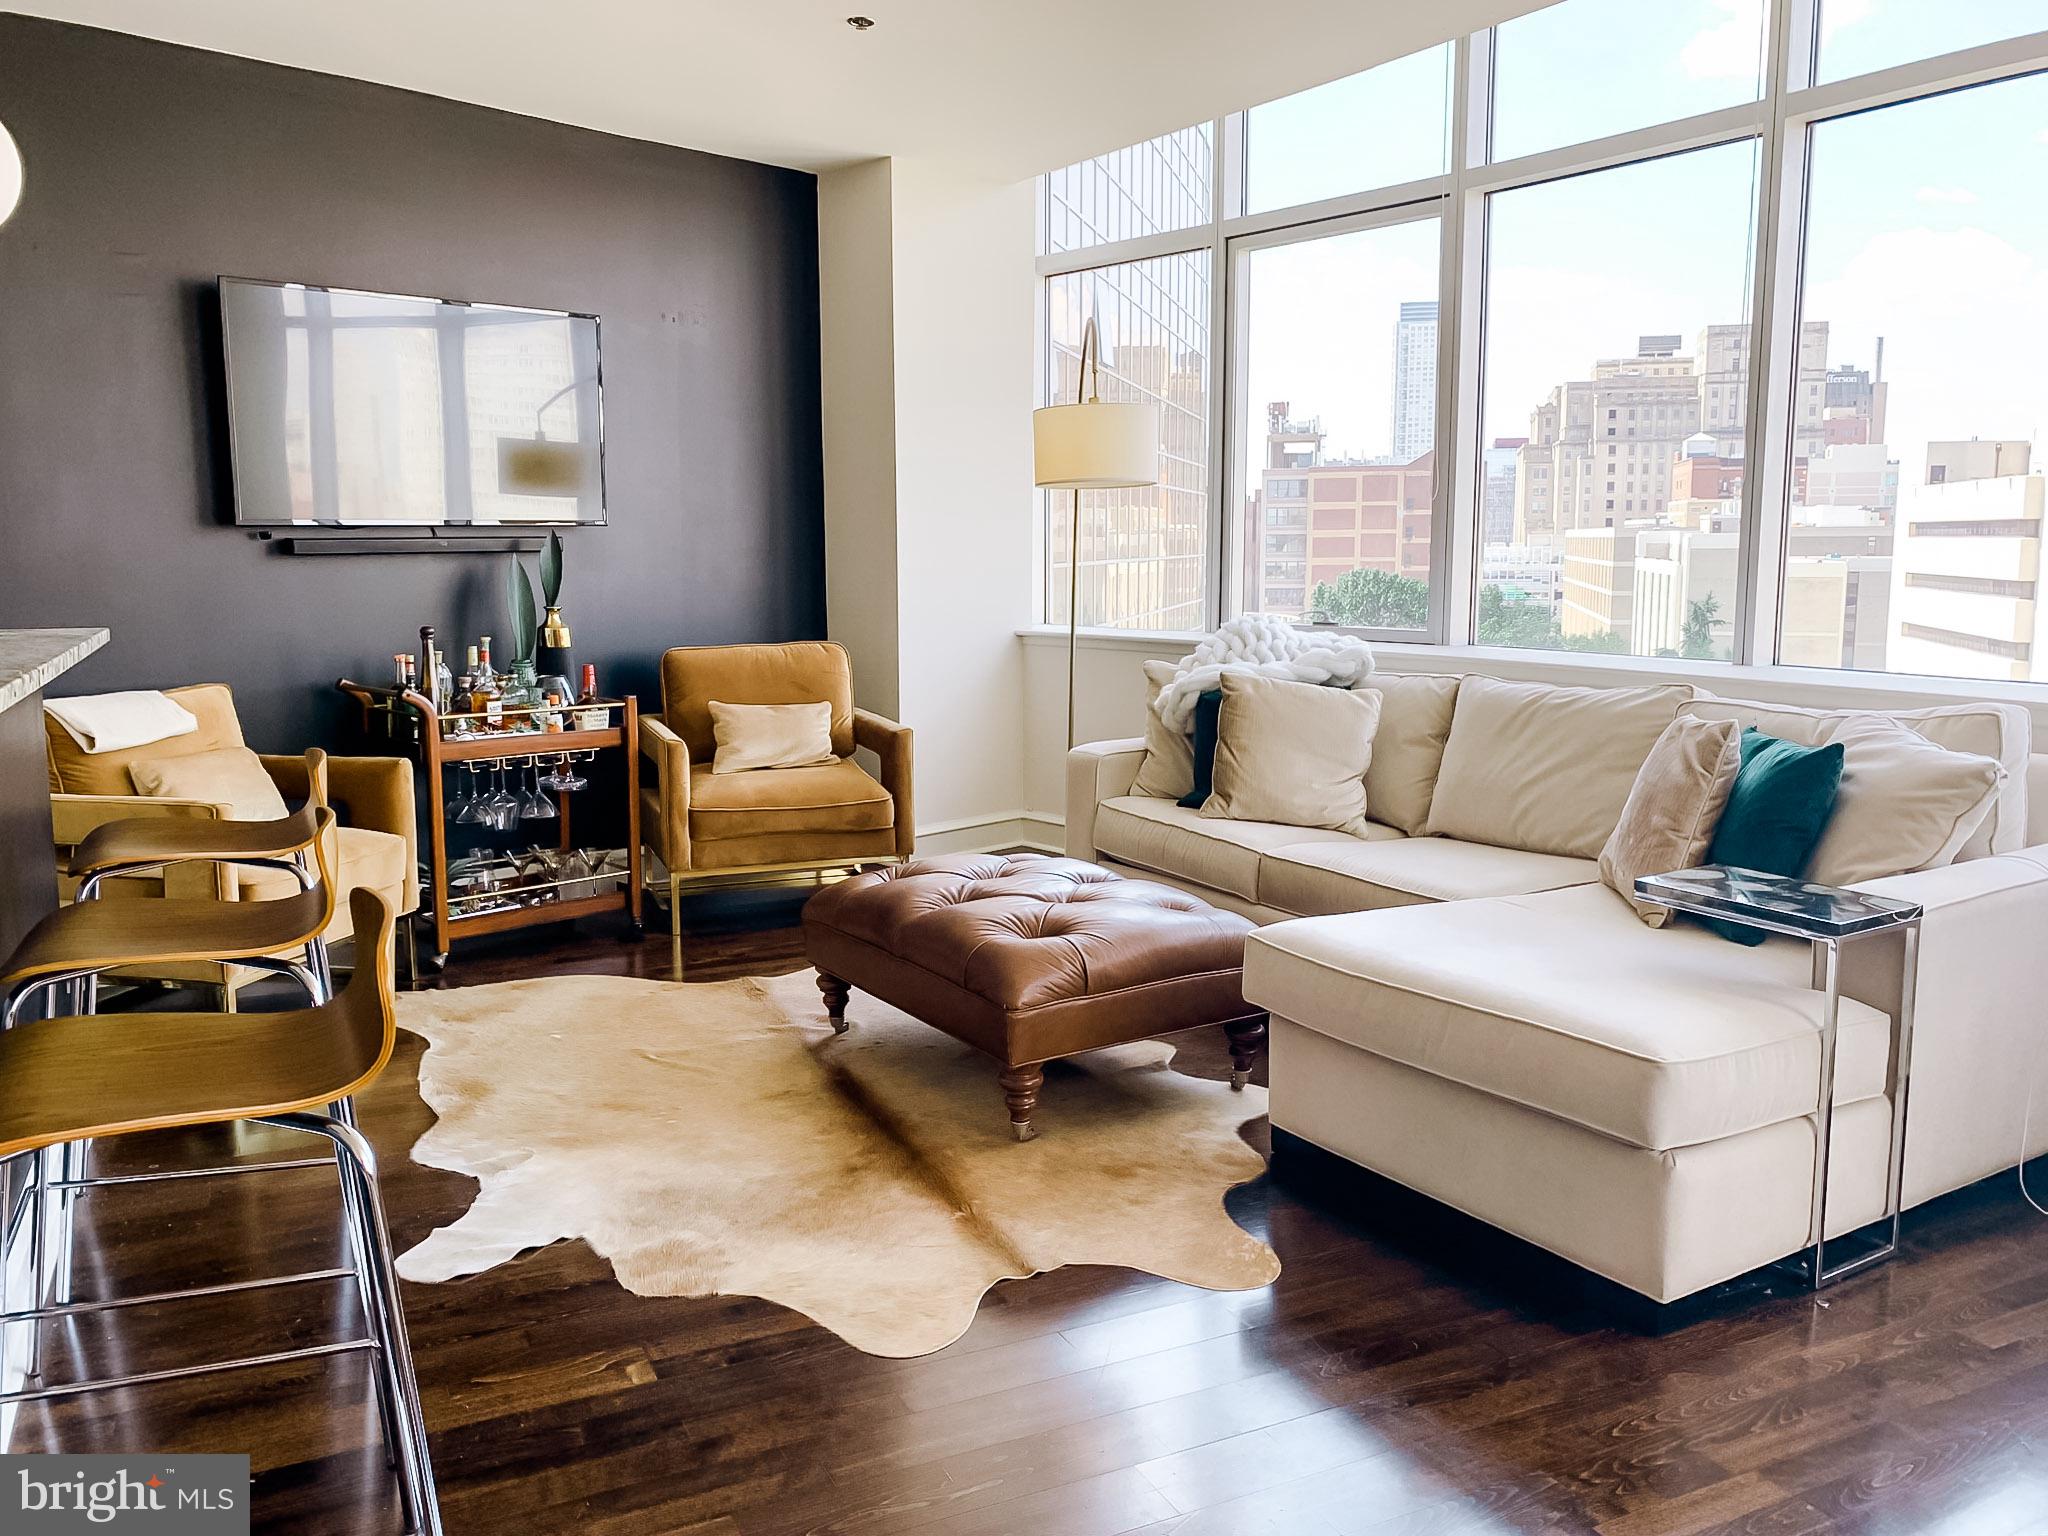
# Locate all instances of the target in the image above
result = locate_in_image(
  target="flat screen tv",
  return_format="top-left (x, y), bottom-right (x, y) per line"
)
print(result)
top-left (219, 277), bottom-right (605, 528)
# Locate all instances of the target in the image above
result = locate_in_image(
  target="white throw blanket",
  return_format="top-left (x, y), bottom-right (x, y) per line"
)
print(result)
top-left (44, 690), bottom-right (199, 755)
top-left (1152, 615), bottom-right (1377, 732)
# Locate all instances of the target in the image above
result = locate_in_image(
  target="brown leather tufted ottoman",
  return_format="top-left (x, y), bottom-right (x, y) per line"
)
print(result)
top-left (801, 853), bottom-right (1266, 1140)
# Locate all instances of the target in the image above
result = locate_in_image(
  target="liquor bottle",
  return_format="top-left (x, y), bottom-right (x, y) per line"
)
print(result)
top-left (577, 664), bottom-right (598, 705)
top-left (393, 653), bottom-right (411, 688)
top-left (417, 626), bottom-right (439, 709)
top-left (434, 648), bottom-right (456, 716)
top-left (460, 646), bottom-right (478, 699)
top-left (471, 636), bottom-right (504, 727)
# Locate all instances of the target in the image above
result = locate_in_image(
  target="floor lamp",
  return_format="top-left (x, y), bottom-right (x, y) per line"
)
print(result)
top-left (1033, 315), bottom-right (1160, 747)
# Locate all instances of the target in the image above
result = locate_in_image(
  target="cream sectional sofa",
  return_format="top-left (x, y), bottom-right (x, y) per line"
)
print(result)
top-left (1067, 671), bottom-right (2048, 1303)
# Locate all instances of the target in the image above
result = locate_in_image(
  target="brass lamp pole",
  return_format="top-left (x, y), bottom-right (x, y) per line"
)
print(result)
top-left (1032, 313), bottom-right (1161, 746)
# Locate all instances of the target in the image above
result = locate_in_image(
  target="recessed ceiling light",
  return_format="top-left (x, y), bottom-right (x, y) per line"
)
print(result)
top-left (846, 15), bottom-right (875, 30)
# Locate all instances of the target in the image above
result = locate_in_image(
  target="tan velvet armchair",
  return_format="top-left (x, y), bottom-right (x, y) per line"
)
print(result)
top-left (44, 682), bottom-right (419, 999)
top-left (640, 641), bottom-right (913, 972)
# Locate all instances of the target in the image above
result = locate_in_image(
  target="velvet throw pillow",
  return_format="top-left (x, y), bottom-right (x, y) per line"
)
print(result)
top-left (1698, 728), bottom-right (1846, 945)
top-left (1177, 690), bottom-right (1225, 810)
top-left (707, 700), bottom-right (837, 774)
top-left (129, 745), bottom-right (290, 822)
top-left (1598, 715), bottom-right (1742, 928)
top-left (1201, 673), bottom-right (1380, 834)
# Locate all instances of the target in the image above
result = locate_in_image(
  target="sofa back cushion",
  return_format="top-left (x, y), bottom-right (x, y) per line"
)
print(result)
top-left (1132, 659), bottom-right (1195, 801)
top-left (44, 682), bottom-right (245, 796)
top-left (1426, 677), bottom-right (1694, 858)
top-left (1349, 674), bottom-right (1459, 835)
top-left (1682, 696), bottom-right (2029, 860)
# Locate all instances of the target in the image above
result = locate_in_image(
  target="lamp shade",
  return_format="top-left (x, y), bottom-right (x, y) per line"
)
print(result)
top-left (0, 120), bottom-right (22, 229)
top-left (1033, 400), bottom-right (1160, 489)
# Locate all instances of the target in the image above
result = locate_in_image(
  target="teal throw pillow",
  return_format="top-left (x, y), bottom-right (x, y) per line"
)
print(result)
top-left (1697, 728), bottom-right (1846, 945)
top-left (1177, 689), bottom-right (1226, 810)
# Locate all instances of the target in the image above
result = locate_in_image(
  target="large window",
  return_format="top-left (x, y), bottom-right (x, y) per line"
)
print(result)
top-left (1245, 45), bottom-right (1451, 213)
top-left (1479, 141), bottom-right (1762, 658)
top-left (1034, 3), bottom-right (2048, 688)
top-left (1490, 0), bottom-right (1766, 162)
top-left (1786, 71), bottom-right (2048, 680)
top-left (1235, 216), bottom-right (1441, 629)
top-left (1815, 1), bottom-right (2048, 82)
top-left (1044, 254), bottom-right (1212, 630)
top-left (1043, 124), bottom-right (1213, 255)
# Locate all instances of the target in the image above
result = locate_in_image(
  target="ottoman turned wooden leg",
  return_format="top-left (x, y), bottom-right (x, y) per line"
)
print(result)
top-left (816, 972), bottom-right (851, 1035)
top-left (998, 1064), bottom-right (1044, 1142)
top-left (1225, 1016), bottom-right (1268, 1091)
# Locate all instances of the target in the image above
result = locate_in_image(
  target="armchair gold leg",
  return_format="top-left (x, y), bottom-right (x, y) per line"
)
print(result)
top-left (669, 871), bottom-right (684, 980)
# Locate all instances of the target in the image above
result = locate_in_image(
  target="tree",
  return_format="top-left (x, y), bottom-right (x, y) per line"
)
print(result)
top-left (1474, 583), bottom-right (1561, 648)
top-left (1309, 568), bottom-right (1429, 629)
top-left (1681, 594), bottom-right (1722, 661)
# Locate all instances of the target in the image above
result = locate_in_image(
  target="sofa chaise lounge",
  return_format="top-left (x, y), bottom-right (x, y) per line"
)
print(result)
top-left (1068, 670), bottom-right (2048, 1303)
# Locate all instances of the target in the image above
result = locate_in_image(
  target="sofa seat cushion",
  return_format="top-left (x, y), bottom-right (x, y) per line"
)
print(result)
top-left (688, 758), bottom-right (893, 842)
top-left (1259, 838), bottom-right (1600, 917)
top-left (1244, 883), bottom-right (1891, 1152)
top-left (1094, 795), bottom-right (1399, 901)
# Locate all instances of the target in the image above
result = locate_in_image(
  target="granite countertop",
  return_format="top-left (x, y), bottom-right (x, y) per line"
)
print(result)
top-left (0, 629), bottom-right (109, 714)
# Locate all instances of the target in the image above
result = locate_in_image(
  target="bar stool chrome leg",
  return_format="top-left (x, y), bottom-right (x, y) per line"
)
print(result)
top-left (261, 1111), bottom-right (442, 1536)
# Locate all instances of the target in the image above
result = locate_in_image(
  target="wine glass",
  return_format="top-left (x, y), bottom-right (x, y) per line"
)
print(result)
top-left (485, 760), bottom-right (519, 829)
top-left (553, 751), bottom-right (591, 792)
top-left (452, 762), bottom-right (488, 825)
top-left (521, 759), bottom-right (557, 820)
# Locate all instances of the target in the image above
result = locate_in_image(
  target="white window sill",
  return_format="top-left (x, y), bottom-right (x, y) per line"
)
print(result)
top-left (1014, 625), bottom-right (2048, 726)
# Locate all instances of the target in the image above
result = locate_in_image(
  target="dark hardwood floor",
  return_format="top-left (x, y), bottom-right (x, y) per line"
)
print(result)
top-left (12, 888), bottom-right (2048, 1536)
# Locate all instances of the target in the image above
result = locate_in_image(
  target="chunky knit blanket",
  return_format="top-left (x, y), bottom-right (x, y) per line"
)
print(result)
top-left (1151, 615), bottom-right (1377, 733)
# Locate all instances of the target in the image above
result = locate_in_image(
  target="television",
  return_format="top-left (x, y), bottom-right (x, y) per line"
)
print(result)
top-left (219, 277), bottom-right (605, 528)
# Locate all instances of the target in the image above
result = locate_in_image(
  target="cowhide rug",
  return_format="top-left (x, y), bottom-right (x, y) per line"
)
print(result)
top-left (393, 970), bottom-right (1278, 1357)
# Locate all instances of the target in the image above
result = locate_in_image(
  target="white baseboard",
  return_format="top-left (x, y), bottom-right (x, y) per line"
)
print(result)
top-left (915, 811), bottom-right (1063, 856)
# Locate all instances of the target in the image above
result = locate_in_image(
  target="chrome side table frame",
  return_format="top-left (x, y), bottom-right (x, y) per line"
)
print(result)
top-left (1635, 866), bottom-right (1924, 1290)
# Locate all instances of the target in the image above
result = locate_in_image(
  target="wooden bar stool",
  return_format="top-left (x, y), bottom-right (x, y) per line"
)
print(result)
top-left (0, 889), bottom-right (444, 1536)
top-left (40, 800), bottom-right (342, 1019)
top-left (3, 805), bottom-right (341, 1314)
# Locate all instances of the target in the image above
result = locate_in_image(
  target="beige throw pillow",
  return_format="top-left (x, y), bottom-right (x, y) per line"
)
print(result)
top-left (1599, 716), bottom-right (1742, 927)
top-left (129, 745), bottom-right (291, 821)
top-left (1350, 674), bottom-right (1459, 835)
top-left (1426, 677), bottom-right (1694, 858)
top-left (1131, 658), bottom-right (1195, 801)
top-left (707, 700), bottom-right (837, 774)
top-left (1203, 673), bottom-right (1380, 834)
top-left (1802, 718), bottom-right (2002, 886)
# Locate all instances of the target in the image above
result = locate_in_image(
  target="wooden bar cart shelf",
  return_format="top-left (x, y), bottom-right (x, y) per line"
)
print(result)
top-left (337, 681), bottom-right (643, 969)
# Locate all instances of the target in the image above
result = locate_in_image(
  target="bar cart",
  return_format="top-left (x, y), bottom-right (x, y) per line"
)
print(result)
top-left (337, 681), bottom-right (643, 972)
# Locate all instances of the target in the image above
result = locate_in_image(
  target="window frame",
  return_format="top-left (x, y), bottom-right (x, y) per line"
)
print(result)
top-left (1033, 4), bottom-right (2048, 681)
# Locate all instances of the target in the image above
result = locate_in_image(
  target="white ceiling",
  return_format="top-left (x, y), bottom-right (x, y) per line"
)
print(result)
top-left (9, 0), bottom-right (1549, 178)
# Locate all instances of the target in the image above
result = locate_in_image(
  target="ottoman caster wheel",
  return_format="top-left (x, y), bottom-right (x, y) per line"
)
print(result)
top-left (1011, 1121), bottom-right (1037, 1143)
top-left (831, 1019), bottom-right (850, 1037)
top-left (1230, 1069), bottom-right (1250, 1092)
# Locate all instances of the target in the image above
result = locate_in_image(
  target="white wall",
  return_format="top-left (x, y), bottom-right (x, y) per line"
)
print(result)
top-left (817, 158), bottom-right (901, 719)
top-left (817, 160), bottom-right (1039, 849)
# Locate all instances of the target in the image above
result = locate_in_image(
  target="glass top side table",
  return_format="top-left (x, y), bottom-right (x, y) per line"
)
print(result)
top-left (1634, 864), bottom-right (1924, 1289)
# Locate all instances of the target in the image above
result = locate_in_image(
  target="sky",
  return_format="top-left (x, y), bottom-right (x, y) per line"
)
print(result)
top-left (1228, 0), bottom-right (2048, 496)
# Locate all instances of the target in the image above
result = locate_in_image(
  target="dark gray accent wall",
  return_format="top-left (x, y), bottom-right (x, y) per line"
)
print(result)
top-left (0, 14), bottom-right (826, 749)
